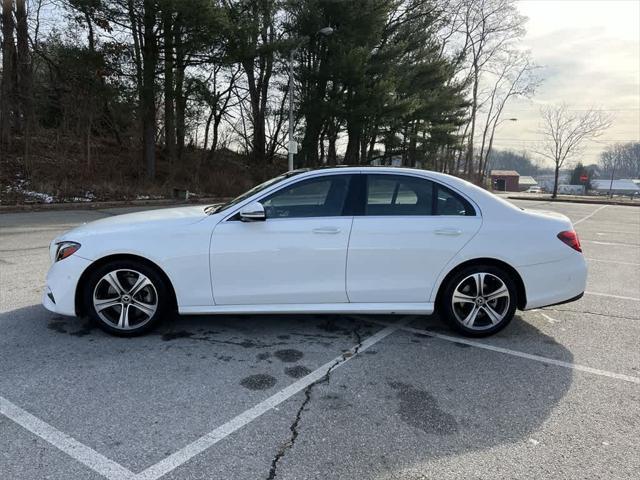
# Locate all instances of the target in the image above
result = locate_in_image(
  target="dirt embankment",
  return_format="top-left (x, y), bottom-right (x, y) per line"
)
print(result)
top-left (1, 134), bottom-right (286, 206)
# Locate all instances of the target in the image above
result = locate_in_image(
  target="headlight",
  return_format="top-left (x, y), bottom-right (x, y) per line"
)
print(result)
top-left (55, 241), bottom-right (81, 262)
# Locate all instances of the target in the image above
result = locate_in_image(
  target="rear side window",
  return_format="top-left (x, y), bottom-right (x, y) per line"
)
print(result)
top-left (260, 174), bottom-right (351, 218)
top-left (435, 185), bottom-right (474, 216)
top-left (365, 175), bottom-right (433, 215)
top-left (365, 174), bottom-right (475, 216)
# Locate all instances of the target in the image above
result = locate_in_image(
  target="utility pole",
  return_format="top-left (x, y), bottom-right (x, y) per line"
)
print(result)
top-left (288, 48), bottom-right (295, 171)
top-left (608, 157), bottom-right (616, 198)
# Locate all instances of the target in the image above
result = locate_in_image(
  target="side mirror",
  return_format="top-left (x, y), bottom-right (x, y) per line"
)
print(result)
top-left (239, 202), bottom-right (266, 222)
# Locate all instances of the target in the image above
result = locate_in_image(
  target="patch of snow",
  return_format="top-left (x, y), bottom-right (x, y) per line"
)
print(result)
top-left (6, 177), bottom-right (55, 203)
top-left (22, 190), bottom-right (55, 203)
top-left (136, 194), bottom-right (165, 200)
top-left (68, 191), bottom-right (95, 203)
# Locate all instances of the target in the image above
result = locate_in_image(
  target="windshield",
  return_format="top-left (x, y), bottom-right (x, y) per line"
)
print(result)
top-left (206, 170), bottom-right (308, 214)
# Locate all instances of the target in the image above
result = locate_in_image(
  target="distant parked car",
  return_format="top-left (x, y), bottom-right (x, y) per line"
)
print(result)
top-left (43, 167), bottom-right (587, 338)
top-left (525, 186), bottom-right (542, 193)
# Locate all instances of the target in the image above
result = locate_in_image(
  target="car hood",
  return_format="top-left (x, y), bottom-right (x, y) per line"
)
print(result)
top-left (57, 206), bottom-right (209, 241)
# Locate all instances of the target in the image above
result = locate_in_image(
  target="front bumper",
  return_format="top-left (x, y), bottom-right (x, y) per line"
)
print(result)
top-left (42, 254), bottom-right (92, 316)
top-left (520, 253), bottom-right (588, 310)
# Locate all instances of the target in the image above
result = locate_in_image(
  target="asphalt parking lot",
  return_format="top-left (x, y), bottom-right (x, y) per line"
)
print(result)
top-left (1, 200), bottom-right (639, 479)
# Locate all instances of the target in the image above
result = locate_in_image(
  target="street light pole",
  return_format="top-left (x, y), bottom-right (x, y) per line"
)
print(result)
top-left (287, 48), bottom-right (295, 172)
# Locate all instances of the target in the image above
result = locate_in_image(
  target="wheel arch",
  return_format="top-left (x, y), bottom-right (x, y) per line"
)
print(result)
top-left (75, 253), bottom-right (178, 317)
top-left (435, 258), bottom-right (527, 310)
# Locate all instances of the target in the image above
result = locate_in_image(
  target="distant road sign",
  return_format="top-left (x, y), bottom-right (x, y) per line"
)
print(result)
top-left (580, 174), bottom-right (588, 182)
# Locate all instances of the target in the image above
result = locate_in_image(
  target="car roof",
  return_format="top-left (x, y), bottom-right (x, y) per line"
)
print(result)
top-left (292, 166), bottom-right (474, 190)
top-left (294, 165), bottom-right (452, 177)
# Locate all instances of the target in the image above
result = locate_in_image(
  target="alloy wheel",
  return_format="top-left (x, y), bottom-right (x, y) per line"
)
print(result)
top-left (451, 272), bottom-right (510, 331)
top-left (92, 269), bottom-right (158, 331)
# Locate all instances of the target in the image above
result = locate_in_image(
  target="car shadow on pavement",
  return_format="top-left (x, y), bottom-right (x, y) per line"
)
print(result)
top-left (269, 313), bottom-right (576, 478)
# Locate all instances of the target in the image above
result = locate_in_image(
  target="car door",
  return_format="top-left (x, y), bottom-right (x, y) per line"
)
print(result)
top-left (346, 173), bottom-right (482, 303)
top-left (210, 173), bottom-right (355, 305)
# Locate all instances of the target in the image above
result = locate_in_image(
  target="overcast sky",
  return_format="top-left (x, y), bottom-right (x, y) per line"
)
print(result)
top-left (493, 0), bottom-right (640, 167)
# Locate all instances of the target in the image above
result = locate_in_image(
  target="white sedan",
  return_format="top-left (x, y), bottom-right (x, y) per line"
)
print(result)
top-left (43, 167), bottom-right (587, 337)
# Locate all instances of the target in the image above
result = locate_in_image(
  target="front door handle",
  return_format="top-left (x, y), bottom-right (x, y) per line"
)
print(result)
top-left (435, 228), bottom-right (462, 236)
top-left (312, 227), bottom-right (341, 234)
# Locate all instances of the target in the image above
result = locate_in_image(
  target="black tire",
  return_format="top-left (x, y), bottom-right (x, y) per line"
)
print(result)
top-left (83, 260), bottom-right (171, 336)
top-left (439, 264), bottom-right (517, 337)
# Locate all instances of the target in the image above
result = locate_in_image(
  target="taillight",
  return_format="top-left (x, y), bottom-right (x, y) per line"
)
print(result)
top-left (557, 230), bottom-right (582, 252)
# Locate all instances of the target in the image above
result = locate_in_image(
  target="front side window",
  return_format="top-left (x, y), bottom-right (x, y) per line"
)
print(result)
top-left (211, 170), bottom-right (306, 214)
top-left (260, 175), bottom-right (351, 218)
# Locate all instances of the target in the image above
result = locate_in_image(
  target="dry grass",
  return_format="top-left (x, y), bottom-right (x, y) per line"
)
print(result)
top-left (1, 133), bottom-right (287, 204)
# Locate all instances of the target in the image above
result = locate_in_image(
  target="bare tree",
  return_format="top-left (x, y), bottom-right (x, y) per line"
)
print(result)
top-left (476, 51), bottom-right (540, 180)
top-left (599, 142), bottom-right (640, 179)
top-left (460, 0), bottom-right (526, 180)
top-left (537, 105), bottom-right (612, 198)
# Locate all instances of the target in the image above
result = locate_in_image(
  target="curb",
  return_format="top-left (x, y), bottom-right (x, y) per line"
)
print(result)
top-left (507, 196), bottom-right (640, 207)
top-left (0, 197), bottom-right (229, 214)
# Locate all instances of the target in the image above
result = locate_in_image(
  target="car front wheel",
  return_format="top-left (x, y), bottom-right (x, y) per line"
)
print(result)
top-left (83, 260), bottom-right (170, 336)
top-left (440, 265), bottom-right (517, 337)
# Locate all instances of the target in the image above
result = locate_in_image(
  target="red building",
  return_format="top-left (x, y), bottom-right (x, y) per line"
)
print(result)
top-left (490, 170), bottom-right (520, 192)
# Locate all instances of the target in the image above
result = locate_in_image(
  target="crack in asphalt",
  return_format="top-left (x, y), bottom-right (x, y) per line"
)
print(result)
top-left (266, 323), bottom-right (365, 480)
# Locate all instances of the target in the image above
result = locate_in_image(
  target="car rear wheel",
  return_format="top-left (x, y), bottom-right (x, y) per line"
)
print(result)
top-left (440, 265), bottom-right (517, 337)
top-left (83, 260), bottom-right (170, 336)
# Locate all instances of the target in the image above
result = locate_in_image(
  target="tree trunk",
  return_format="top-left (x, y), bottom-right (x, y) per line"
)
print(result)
top-left (174, 19), bottom-right (185, 161)
top-left (211, 115), bottom-right (223, 157)
top-left (344, 120), bottom-right (360, 164)
top-left (465, 64), bottom-right (480, 179)
top-left (1, 0), bottom-right (17, 145)
top-left (407, 121), bottom-right (418, 168)
top-left (16, 0), bottom-right (30, 135)
top-left (142, 0), bottom-right (158, 180)
top-left (367, 133), bottom-right (376, 163)
top-left (360, 135), bottom-right (368, 165)
top-left (327, 129), bottom-right (337, 165)
top-left (318, 124), bottom-right (327, 165)
top-left (128, 0), bottom-right (143, 95)
top-left (299, 119), bottom-right (322, 167)
top-left (552, 163), bottom-right (560, 199)
top-left (85, 122), bottom-right (92, 168)
top-left (163, 8), bottom-right (176, 164)
top-left (202, 108), bottom-right (213, 159)
top-left (244, 64), bottom-right (266, 165)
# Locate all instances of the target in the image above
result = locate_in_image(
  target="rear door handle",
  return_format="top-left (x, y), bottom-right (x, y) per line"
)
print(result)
top-left (313, 227), bottom-right (341, 234)
top-left (435, 228), bottom-right (462, 236)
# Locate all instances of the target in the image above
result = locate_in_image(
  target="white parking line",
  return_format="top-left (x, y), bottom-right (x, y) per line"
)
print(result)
top-left (585, 291), bottom-right (640, 301)
top-left (595, 230), bottom-right (640, 236)
top-left (586, 257), bottom-right (640, 266)
top-left (0, 396), bottom-right (134, 480)
top-left (582, 240), bottom-right (639, 247)
top-left (133, 319), bottom-right (409, 480)
top-left (539, 312), bottom-right (561, 324)
top-left (573, 205), bottom-right (608, 226)
top-left (363, 319), bottom-right (640, 385)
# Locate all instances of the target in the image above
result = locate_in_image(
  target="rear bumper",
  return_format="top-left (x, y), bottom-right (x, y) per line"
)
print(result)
top-left (520, 254), bottom-right (587, 310)
top-left (535, 291), bottom-right (584, 309)
top-left (42, 255), bottom-right (92, 316)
